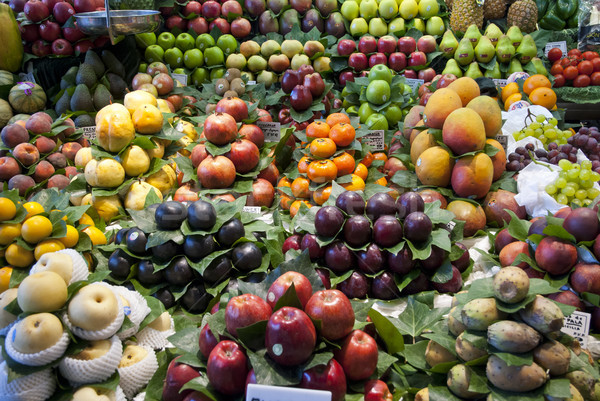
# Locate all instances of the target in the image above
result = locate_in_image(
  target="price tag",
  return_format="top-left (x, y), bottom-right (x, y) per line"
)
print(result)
top-left (363, 130), bottom-right (385, 151)
top-left (445, 221), bottom-right (457, 232)
top-left (247, 81), bottom-right (257, 85)
top-left (492, 79), bottom-right (508, 88)
top-left (243, 206), bottom-right (261, 214)
top-left (247, 384), bottom-right (332, 401)
top-left (495, 134), bottom-right (508, 151)
top-left (82, 126), bottom-right (96, 141)
top-left (544, 41), bottom-right (568, 57)
top-left (172, 73), bottom-right (188, 86)
top-left (562, 311), bottom-right (591, 349)
top-left (257, 121), bottom-right (281, 142)
top-left (405, 78), bottom-right (424, 93)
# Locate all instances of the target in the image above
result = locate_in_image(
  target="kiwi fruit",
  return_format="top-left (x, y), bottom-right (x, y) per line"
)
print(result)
top-left (223, 90), bottom-right (238, 98)
top-left (230, 78), bottom-right (245, 96)
top-left (215, 79), bottom-right (229, 96)
top-left (225, 68), bottom-right (241, 82)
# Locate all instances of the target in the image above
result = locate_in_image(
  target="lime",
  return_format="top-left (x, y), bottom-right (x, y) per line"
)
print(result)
top-left (366, 80), bottom-right (391, 105)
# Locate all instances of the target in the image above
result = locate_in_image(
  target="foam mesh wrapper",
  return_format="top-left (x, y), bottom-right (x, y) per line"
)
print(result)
top-left (5, 324), bottom-right (70, 366)
top-left (63, 283), bottom-right (125, 341)
top-left (0, 319), bottom-right (17, 337)
top-left (113, 286), bottom-right (151, 340)
top-left (136, 315), bottom-right (175, 350)
top-left (118, 346), bottom-right (159, 399)
top-left (59, 335), bottom-right (123, 385)
top-left (29, 248), bottom-right (89, 284)
top-left (0, 361), bottom-right (56, 401)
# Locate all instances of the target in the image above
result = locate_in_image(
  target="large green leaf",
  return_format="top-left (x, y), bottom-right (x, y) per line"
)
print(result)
top-left (394, 297), bottom-right (448, 337)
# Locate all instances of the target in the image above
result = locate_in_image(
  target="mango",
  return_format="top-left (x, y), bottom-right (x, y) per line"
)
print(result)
top-left (447, 77), bottom-right (481, 106)
top-left (410, 130), bottom-right (436, 165)
top-left (423, 88), bottom-right (462, 129)
top-left (486, 138), bottom-right (506, 181)
top-left (451, 153), bottom-right (493, 199)
top-left (467, 95), bottom-right (503, 137)
top-left (442, 108), bottom-right (486, 156)
top-left (415, 146), bottom-right (454, 187)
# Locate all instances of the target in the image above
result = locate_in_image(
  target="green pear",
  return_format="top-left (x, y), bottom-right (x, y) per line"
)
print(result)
top-left (464, 24), bottom-right (482, 48)
top-left (495, 35), bottom-right (515, 64)
top-left (440, 31), bottom-right (459, 58)
top-left (464, 62), bottom-right (484, 79)
top-left (517, 34), bottom-right (537, 64)
top-left (475, 36), bottom-right (495, 63)
top-left (506, 26), bottom-right (524, 48)
top-left (484, 62), bottom-right (502, 79)
top-left (454, 37), bottom-right (475, 66)
top-left (281, 39), bottom-right (303, 58)
top-left (484, 23), bottom-right (503, 47)
top-left (442, 58), bottom-right (463, 77)
top-left (508, 58), bottom-right (523, 74)
top-left (531, 57), bottom-right (548, 76)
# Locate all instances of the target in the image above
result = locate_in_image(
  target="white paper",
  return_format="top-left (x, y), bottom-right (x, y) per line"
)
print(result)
top-left (247, 384), bottom-right (331, 401)
top-left (562, 311), bottom-right (591, 349)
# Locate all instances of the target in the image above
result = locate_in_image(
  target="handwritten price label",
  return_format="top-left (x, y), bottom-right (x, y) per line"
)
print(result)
top-left (243, 206), bottom-right (261, 214)
top-left (82, 126), bottom-right (96, 141)
top-left (247, 384), bottom-right (331, 401)
top-left (363, 130), bottom-right (385, 151)
top-left (562, 311), bottom-right (591, 349)
top-left (493, 79), bottom-right (508, 88)
top-left (257, 121), bottom-right (281, 142)
top-left (544, 41), bottom-right (568, 58)
top-left (405, 78), bottom-right (424, 94)
top-left (172, 73), bottom-right (188, 86)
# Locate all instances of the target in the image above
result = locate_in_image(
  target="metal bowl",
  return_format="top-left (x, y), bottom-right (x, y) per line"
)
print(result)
top-left (75, 10), bottom-right (160, 36)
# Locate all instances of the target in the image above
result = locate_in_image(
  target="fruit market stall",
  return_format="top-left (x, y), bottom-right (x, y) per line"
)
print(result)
top-left (4, 0), bottom-right (600, 399)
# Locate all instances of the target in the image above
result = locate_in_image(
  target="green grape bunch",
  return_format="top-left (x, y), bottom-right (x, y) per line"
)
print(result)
top-left (545, 160), bottom-right (600, 206)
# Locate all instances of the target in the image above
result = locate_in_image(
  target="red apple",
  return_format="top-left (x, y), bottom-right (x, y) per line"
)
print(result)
top-left (281, 69), bottom-right (301, 94)
top-left (303, 73), bottom-right (325, 98)
top-left (62, 26), bottom-right (85, 42)
top-left (348, 52), bottom-right (368, 72)
top-left (39, 20), bottom-right (61, 42)
top-left (188, 16), bottom-right (209, 35)
top-left (225, 293), bottom-right (272, 337)
top-left (282, 235), bottom-right (301, 253)
top-left (32, 40), bottom-right (52, 57)
top-left (230, 17), bottom-right (251, 38)
top-left (300, 359), bottom-right (347, 401)
top-left (297, 64), bottom-right (315, 81)
top-left (408, 51), bottom-right (427, 67)
top-left (418, 67), bottom-right (436, 82)
top-left (162, 357), bottom-right (201, 401)
top-left (41, 0), bottom-right (60, 10)
top-left (199, 323), bottom-right (219, 359)
top-left (9, 0), bottom-right (26, 13)
top-left (388, 52), bottom-right (407, 72)
top-left (265, 306), bottom-right (317, 365)
top-left (74, 40), bottom-right (93, 53)
top-left (435, 73), bottom-right (457, 88)
top-left (397, 36), bottom-right (417, 55)
top-left (369, 53), bottom-right (387, 67)
top-left (338, 70), bottom-right (355, 86)
top-left (334, 330), bottom-right (378, 381)
top-left (166, 15), bottom-right (187, 30)
top-left (51, 38), bottom-right (73, 55)
top-left (202, 0), bottom-right (221, 19)
top-left (20, 23), bottom-right (40, 42)
top-left (24, 0), bottom-right (50, 22)
top-left (304, 289), bottom-right (355, 341)
top-left (73, 0), bottom-right (94, 12)
top-left (364, 380), bottom-right (393, 401)
top-left (377, 35), bottom-right (397, 54)
top-left (417, 35), bottom-right (437, 53)
top-left (266, 271), bottom-right (313, 309)
top-left (358, 35), bottom-right (377, 54)
top-left (337, 39), bottom-right (356, 56)
top-left (290, 85), bottom-right (313, 111)
top-left (182, 0), bottom-right (201, 16)
top-left (207, 340), bottom-right (248, 395)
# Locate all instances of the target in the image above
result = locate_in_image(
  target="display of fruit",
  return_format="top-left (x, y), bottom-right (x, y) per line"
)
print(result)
top-left (499, 74), bottom-right (558, 112)
top-left (8, 81), bottom-right (47, 115)
top-left (568, 125), bottom-right (600, 166)
top-left (548, 48), bottom-right (600, 88)
top-left (510, 111), bottom-right (570, 146)
top-left (544, 160), bottom-right (600, 206)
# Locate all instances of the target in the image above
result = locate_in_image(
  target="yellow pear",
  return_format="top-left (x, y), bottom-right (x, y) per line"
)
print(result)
top-left (72, 387), bottom-right (116, 401)
top-left (35, 252), bottom-right (73, 284)
top-left (0, 288), bottom-right (18, 328)
top-left (146, 165), bottom-right (176, 196)
top-left (120, 145), bottom-right (150, 177)
top-left (124, 90), bottom-right (157, 115)
top-left (96, 104), bottom-right (135, 153)
top-left (145, 139), bottom-right (165, 159)
top-left (18, 271), bottom-right (68, 313)
top-left (157, 99), bottom-right (174, 124)
top-left (12, 313), bottom-right (64, 354)
top-left (71, 339), bottom-right (112, 360)
top-left (91, 195), bottom-right (122, 222)
top-left (74, 147), bottom-right (93, 169)
top-left (68, 284), bottom-right (119, 331)
top-left (124, 181), bottom-right (163, 211)
top-left (148, 312), bottom-right (171, 331)
top-left (84, 159), bottom-right (125, 188)
top-left (119, 345), bottom-right (148, 368)
top-left (132, 104), bottom-right (163, 135)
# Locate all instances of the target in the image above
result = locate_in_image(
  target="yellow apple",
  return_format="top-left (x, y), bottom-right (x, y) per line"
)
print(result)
top-left (132, 104), bottom-right (164, 135)
top-left (124, 181), bottom-right (163, 211)
top-left (90, 194), bottom-right (122, 223)
top-left (176, 120), bottom-right (197, 141)
top-left (68, 284), bottom-right (119, 331)
top-left (96, 104), bottom-right (136, 153)
top-left (145, 139), bottom-right (165, 159)
top-left (119, 345), bottom-right (148, 368)
top-left (148, 312), bottom-right (171, 331)
top-left (281, 39), bottom-right (303, 58)
top-left (34, 252), bottom-right (73, 284)
top-left (313, 56), bottom-right (332, 73)
top-left (0, 288), bottom-right (18, 328)
top-left (74, 147), bottom-right (93, 169)
top-left (124, 90), bottom-right (157, 115)
top-left (119, 145), bottom-right (150, 177)
top-left (84, 159), bottom-right (125, 188)
top-left (146, 165), bottom-right (176, 196)
top-left (72, 387), bottom-right (116, 401)
top-left (18, 271), bottom-right (68, 313)
top-left (12, 312), bottom-right (64, 354)
top-left (71, 339), bottom-right (112, 360)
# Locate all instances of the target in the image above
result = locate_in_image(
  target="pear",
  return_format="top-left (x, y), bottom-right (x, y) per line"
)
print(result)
top-left (506, 25), bottom-right (524, 48)
top-left (484, 23), bottom-right (503, 47)
top-left (484, 62), bottom-right (502, 79)
top-left (454, 37), bottom-right (475, 66)
top-left (495, 35), bottom-right (515, 64)
top-left (508, 58), bottom-right (524, 74)
top-left (531, 57), bottom-right (548, 76)
top-left (465, 62), bottom-right (484, 79)
top-left (517, 34), bottom-right (537, 64)
top-left (443, 58), bottom-right (463, 77)
top-left (475, 36), bottom-right (495, 63)
top-left (464, 24), bottom-right (482, 48)
top-left (440, 31), bottom-right (459, 58)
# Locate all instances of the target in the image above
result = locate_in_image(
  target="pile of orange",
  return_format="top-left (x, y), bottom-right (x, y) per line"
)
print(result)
top-left (502, 75), bottom-right (557, 111)
top-left (278, 113), bottom-right (388, 217)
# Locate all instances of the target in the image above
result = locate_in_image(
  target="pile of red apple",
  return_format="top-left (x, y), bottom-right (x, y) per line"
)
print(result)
top-left (548, 48), bottom-right (600, 88)
top-left (0, 112), bottom-right (86, 196)
top-left (12, 0), bottom-right (109, 56)
top-left (416, 72), bottom-right (460, 106)
top-left (163, 269), bottom-right (394, 401)
top-left (336, 34), bottom-right (438, 87)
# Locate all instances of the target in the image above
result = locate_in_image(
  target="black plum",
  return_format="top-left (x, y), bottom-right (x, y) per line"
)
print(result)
top-left (155, 201), bottom-right (188, 230)
top-left (153, 287), bottom-right (176, 308)
top-left (137, 260), bottom-right (164, 286)
top-left (452, 242), bottom-right (470, 272)
top-left (301, 233), bottom-right (324, 260)
top-left (431, 266), bottom-right (463, 293)
top-left (370, 272), bottom-right (400, 300)
top-left (108, 249), bottom-right (135, 279)
top-left (113, 228), bottom-right (129, 244)
top-left (217, 218), bottom-right (245, 247)
top-left (343, 215), bottom-right (372, 248)
top-left (400, 272), bottom-right (430, 295)
top-left (357, 244), bottom-right (384, 274)
top-left (420, 245), bottom-right (447, 273)
top-left (372, 215), bottom-right (403, 248)
top-left (335, 191), bottom-right (365, 215)
top-left (324, 240), bottom-right (355, 273)
top-left (126, 228), bottom-right (148, 255)
top-left (337, 271), bottom-right (370, 299)
top-left (388, 247), bottom-right (415, 275)
top-left (203, 255), bottom-right (232, 284)
top-left (403, 212), bottom-right (432, 243)
top-left (232, 242), bottom-right (263, 271)
top-left (187, 200), bottom-right (217, 230)
top-left (181, 281), bottom-right (211, 313)
top-left (314, 206), bottom-right (345, 237)
top-left (151, 240), bottom-right (181, 264)
top-left (397, 191), bottom-right (424, 217)
top-left (184, 234), bottom-right (216, 261)
top-left (366, 192), bottom-right (397, 221)
top-left (164, 256), bottom-right (195, 286)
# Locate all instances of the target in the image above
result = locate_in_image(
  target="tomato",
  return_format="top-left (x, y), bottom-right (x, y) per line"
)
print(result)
top-left (548, 48), bottom-right (563, 63)
top-left (593, 58), bottom-right (600, 72)
top-left (583, 51), bottom-right (599, 60)
top-left (553, 74), bottom-right (566, 88)
top-left (563, 65), bottom-right (579, 80)
top-left (560, 58), bottom-right (572, 68)
top-left (568, 49), bottom-right (582, 58)
top-left (591, 72), bottom-right (600, 86)
top-left (578, 60), bottom-right (594, 76)
top-left (550, 64), bottom-right (564, 76)
top-left (573, 74), bottom-right (591, 87)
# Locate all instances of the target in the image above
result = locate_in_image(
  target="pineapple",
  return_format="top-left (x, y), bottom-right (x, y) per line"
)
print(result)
top-left (483, 0), bottom-right (507, 19)
top-left (450, 0), bottom-right (484, 32)
top-left (506, 0), bottom-right (538, 33)
top-left (446, 0), bottom-right (454, 11)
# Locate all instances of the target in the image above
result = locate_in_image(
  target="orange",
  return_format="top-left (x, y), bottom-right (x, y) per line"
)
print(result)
top-left (376, 176), bottom-right (388, 186)
top-left (523, 75), bottom-right (552, 95)
top-left (529, 87), bottom-right (557, 110)
top-left (325, 113), bottom-right (351, 128)
top-left (291, 177), bottom-right (311, 199)
top-left (313, 185), bottom-right (332, 205)
top-left (372, 152), bottom-right (388, 163)
top-left (0, 267), bottom-right (12, 293)
top-left (307, 160), bottom-right (338, 183)
top-left (22, 201), bottom-right (44, 220)
top-left (342, 174), bottom-right (366, 191)
top-left (277, 177), bottom-right (292, 195)
top-left (78, 213), bottom-right (95, 227)
top-left (310, 138), bottom-right (337, 159)
top-left (354, 163), bottom-right (369, 180)
top-left (59, 225), bottom-right (80, 248)
top-left (329, 123), bottom-right (356, 147)
top-left (504, 93), bottom-right (522, 111)
top-left (333, 152), bottom-right (356, 177)
top-left (83, 226), bottom-right (107, 246)
top-left (501, 82), bottom-right (520, 103)
top-left (362, 152), bottom-right (374, 168)
top-left (0, 223), bottom-right (21, 246)
top-left (280, 195), bottom-right (293, 210)
top-left (290, 200), bottom-right (311, 218)
top-left (34, 239), bottom-right (65, 260)
top-left (0, 198), bottom-right (17, 221)
top-left (306, 121), bottom-right (331, 139)
top-left (5, 243), bottom-right (34, 268)
top-left (21, 215), bottom-right (53, 244)
top-left (298, 156), bottom-right (313, 174)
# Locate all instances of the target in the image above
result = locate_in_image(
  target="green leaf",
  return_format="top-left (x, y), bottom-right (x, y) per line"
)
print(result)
top-left (167, 326), bottom-right (200, 354)
top-left (403, 340), bottom-right (429, 370)
top-left (428, 385), bottom-right (464, 401)
top-left (368, 309), bottom-right (404, 355)
top-left (247, 349), bottom-right (303, 386)
top-left (422, 332), bottom-right (458, 356)
top-left (128, 208), bottom-right (158, 233)
top-left (374, 350), bottom-right (398, 379)
top-left (507, 210), bottom-right (531, 241)
top-left (490, 349), bottom-right (533, 366)
top-left (542, 222), bottom-right (576, 243)
top-left (544, 378), bottom-right (572, 398)
top-left (431, 228), bottom-right (452, 252)
top-left (146, 229), bottom-right (184, 248)
top-left (465, 278), bottom-right (495, 301)
top-left (424, 201), bottom-right (455, 225)
top-left (180, 376), bottom-right (218, 400)
top-left (467, 367), bottom-right (490, 394)
top-left (351, 299), bottom-right (376, 322)
top-left (431, 259), bottom-right (454, 284)
top-left (237, 320), bottom-right (268, 351)
top-left (273, 283), bottom-right (303, 311)
top-left (395, 297), bottom-right (448, 337)
top-left (206, 309), bottom-right (227, 337)
top-left (303, 352), bottom-right (333, 371)
top-left (390, 169), bottom-right (418, 189)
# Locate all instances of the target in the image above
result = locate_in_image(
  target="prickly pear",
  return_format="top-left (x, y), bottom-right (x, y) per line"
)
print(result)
top-left (461, 298), bottom-right (507, 331)
top-left (519, 295), bottom-right (564, 334)
top-left (486, 355), bottom-right (547, 392)
top-left (487, 320), bottom-right (541, 353)
top-left (566, 370), bottom-right (597, 400)
top-left (447, 364), bottom-right (487, 399)
top-left (448, 306), bottom-right (467, 336)
top-left (533, 340), bottom-right (570, 376)
top-left (456, 332), bottom-right (487, 361)
top-left (493, 266), bottom-right (530, 304)
top-left (425, 340), bottom-right (457, 367)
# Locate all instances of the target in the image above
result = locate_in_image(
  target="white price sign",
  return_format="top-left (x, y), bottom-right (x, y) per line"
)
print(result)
top-left (544, 41), bottom-right (568, 57)
top-left (257, 121), bottom-right (281, 143)
top-left (247, 80), bottom-right (257, 85)
top-left (363, 130), bottom-right (385, 151)
top-left (495, 134), bottom-right (508, 151)
top-left (172, 73), bottom-right (188, 86)
top-left (247, 384), bottom-right (331, 401)
top-left (493, 79), bottom-right (508, 88)
top-left (82, 126), bottom-right (96, 141)
top-left (243, 206), bottom-right (261, 214)
top-left (405, 78), bottom-right (424, 93)
top-left (562, 311), bottom-right (591, 349)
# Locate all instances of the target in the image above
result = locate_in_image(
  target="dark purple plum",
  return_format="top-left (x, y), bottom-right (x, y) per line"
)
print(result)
top-left (372, 215), bottom-right (403, 248)
top-left (154, 287), bottom-right (176, 308)
top-left (337, 271), bottom-right (370, 299)
top-left (420, 245), bottom-right (447, 273)
top-left (431, 266), bottom-right (463, 293)
top-left (343, 215), bottom-right (372, 248)
top-left (452, 242), bottom-right (470, 272)
top-left (267, 0), bottom-right (287, 13)
top-left (335, 191), bottom-right (365, 215)
top-left (301, 233), bottom-right (324, 260)
top-left (357, 244), bottom-right (384, 274)
top-left (244, 0), bottom-right (266, 17)
top-left (290, 0), bottom-right (311, 14)
top-left (400, 272), bottom-right (430, 295)
top-left (181, 281), bottom-right (211, 313)
top-left (184, 234), bottom-right (216, 262)
top-left (370, 272), bottom-right (400, 300)
top-left (403, 212), bottom-right (432, 243)
top-left (301, 9), bottom-right (324, 32)
top-left (315, 206), bottom-right (345, 238)
top-left (528, 217), bottom-right (548, 236)
top-left (325, 12), bottom-right (345, 38)
top-left (324, 240), bottom-right (355, 273)
top-left (137, 260), bottom-right (164, 286)
top-left (366, 192), bottom-right (397, 221)
top-left (152, 240), bottom-right (181, 264)
top-left (397, 191), bottom-right (424, 217)
top-left (202, 255), bottom-right (232, 284)
top-left (388, 247), bottom-right (415, 275)
top-left (165, 256), bottom-right (195, 286)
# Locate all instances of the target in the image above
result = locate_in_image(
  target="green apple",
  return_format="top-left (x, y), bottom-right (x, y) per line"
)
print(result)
top-left (138, 63), bottom-right (148, 73)
top-left (360, 0), bottom-right (378, 20)
top-left (358, 102), bottom-right (376, 123)
top-left (217, 34), bottom-right (238, 56)
top-left (369, 64), bottom-right (392, 84)
top-left (247, 54), bottom-right (268, 72)
top-left (191, 68), bottom-right (209, 85)
top-left (388, 17), bottom-right (405, 35)
top-left (176, 33), bottom-right (196, 52)
top-left (350, 17), bottom-right (369, 37)
top-left (225, 53), bottom-right (247, 70)
top-left (383, 104), bottom-right (403, 126)
top-left (144, 45), bottom-right (164, 63)
top-left (164, 47), bottom-right (184, 68)
top-left (184, 48), bottom-right (204, 69)
top-left (369, 17), bottom-right (388, 37)
top-left (157, 32), bottom-right (176, 50)
top-left (418, 0), bottom-right (439, 18)
top-left (366, 80), bottom-right (391, 105)
top-left (413, 18), bottom-right (425, 32)
top-left (173, 68), bottom-right (186, 75)
top-left (119, 345), bottom-right (149, 368)
top-left (135, 32), bottom-right (156, 49)
top-left (426, 16), bottom-right (445, 36)
top-left (291, 54), bottom-right (310, 70)
top-left (68, 284), bottom-right (119, 331)
top-left (399, 0), bottom-right (418, 19)
top-left (365, 113), bottom-right (389, 130)
top-left (204, 46), bottom-right (225, 66)
top-left (18, 271), bottom-right (68, 313)
top-left (378, 0), bottom-right (398, 19)
top-left (241, 71), bottom-right (254, 82)
top-left (210, 68), bottom-right (226, 80)
top-left (12, 312), bottom-right (64, 354)
top-left (196, 33), bottom-right (216, 51)
top-left (341, 0), bottom-right (359, 20)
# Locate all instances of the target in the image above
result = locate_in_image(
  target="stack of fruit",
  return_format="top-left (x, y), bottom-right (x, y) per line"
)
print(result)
top-left (548, 48), bottom-right (600, 88)
top-left (1, 112), bottom-right (85, 196)
top-left (447, 0), bottom-right (538, 34)
top-left (500, 74), bottom-right (558, 112)
top-left (7, 81), bottom-right (47, 116)
top-left (131, 62), bottom-right (182, 112)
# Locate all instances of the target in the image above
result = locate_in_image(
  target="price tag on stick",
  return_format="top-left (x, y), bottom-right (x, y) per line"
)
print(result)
top-left (495, 134), bottom-right (508, 151)
top-left (247, 384), bottom-right (332, 401)
top-left (257, 121), bottom-right (281, 143)
top-left (544, 41), bottom-right (568, 58)
top-left (82, 126), bottom-right (96, 141)
top-left (363, 130), bottom-right (385, 151)
top-left (562, 311), bottom-right (591, 349)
